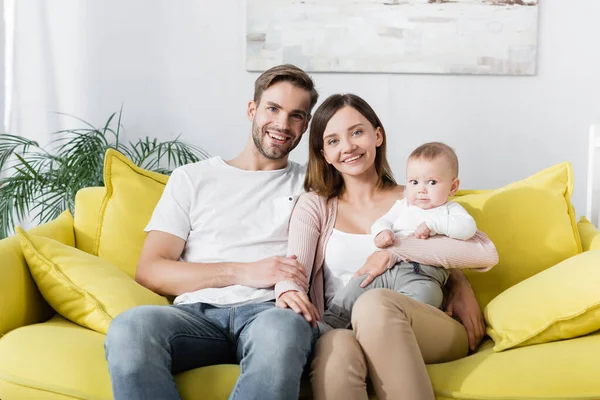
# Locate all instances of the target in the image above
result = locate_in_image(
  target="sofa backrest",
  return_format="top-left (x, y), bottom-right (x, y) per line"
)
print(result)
top-left (74, 187), bottom-right (106, 255)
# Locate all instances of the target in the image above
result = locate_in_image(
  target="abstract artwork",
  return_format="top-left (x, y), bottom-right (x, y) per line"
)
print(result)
top-left (246, 0), bottom-right (539, 75)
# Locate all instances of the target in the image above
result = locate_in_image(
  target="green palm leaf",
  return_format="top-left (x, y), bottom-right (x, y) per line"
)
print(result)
top-left (0, 108), bottom-right (209, 239)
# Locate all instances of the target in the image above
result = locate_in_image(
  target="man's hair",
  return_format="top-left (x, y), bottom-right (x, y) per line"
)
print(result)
top-left (409, 142), bottom-right (459, 177)
top-left (305, 93), bottom-right (396, 198)
top-left (254, 64), bottom-right (319, 111)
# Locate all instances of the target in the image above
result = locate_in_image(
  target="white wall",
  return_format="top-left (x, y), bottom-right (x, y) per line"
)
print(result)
top-left (9, 0), bottom-right (600, 215)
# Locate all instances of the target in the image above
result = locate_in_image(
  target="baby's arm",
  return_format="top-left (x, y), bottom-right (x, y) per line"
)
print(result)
top-left (425, 202), bottom-right (477, 241)
top-left (371, 200), bottom-right (403, 248)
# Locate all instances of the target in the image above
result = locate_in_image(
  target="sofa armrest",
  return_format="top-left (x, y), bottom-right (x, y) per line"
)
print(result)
top-left (577, 217), bottom-right (600, 251)
top-left (0, 211), bottom-right (75, 336)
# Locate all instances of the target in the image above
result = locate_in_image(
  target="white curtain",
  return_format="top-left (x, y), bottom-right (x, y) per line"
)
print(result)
top-left (4, 0), bottom-right (89, 146)
top-left (1, 0), bottom-right (5, 132)
top-left (2, 0), bottom-right (94, 231)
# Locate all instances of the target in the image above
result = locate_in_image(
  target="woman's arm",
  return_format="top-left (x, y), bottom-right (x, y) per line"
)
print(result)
top-left (274, 193), bottom-right (323, 298)
top-left (386, 230), bottom-right (499, 271)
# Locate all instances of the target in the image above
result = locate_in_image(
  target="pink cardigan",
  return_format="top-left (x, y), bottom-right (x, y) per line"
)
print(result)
top-left (274, 192), bottom-right (499, 316)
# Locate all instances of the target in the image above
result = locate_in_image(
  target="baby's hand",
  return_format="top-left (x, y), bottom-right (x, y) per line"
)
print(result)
top-left (415, 222), bottom-right (431, 239)
top-left (374, 230), bottom-right (395, 248)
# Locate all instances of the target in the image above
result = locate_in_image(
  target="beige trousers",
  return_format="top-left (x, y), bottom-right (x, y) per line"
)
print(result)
top-left (310, 289), bottom-right (469, 400)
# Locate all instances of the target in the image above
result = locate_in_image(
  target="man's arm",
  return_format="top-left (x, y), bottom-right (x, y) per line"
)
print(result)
top-left (136, 231), bottom-right (308, 296)
top-left (444, 269), bottom-right (486, 352)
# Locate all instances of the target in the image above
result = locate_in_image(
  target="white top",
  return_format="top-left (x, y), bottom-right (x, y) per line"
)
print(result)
top-left (323, 229), bottom-right (378, 307)
top-left (145, 156), bottom-right (306, 307)
top-left (371, 198), bottom-right (477, 241)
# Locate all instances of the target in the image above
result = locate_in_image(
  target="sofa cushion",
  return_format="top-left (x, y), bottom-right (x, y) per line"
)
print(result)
top-left (17, 228), bottom-right (169, 334)
top-left (428, 333), bottom-right (600, 400)
top-left (453, 162), bottom-right (581, 309)
top-left (95, 149), bottom-right (168, 277)
top-left (485, 250), bottom-right (600, 351)
top-left (578, 216), bottom-right (600, 251)
top-left (0, 315), bottom-right (240, 400)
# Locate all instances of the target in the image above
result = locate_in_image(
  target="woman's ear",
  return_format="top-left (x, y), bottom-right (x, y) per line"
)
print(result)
top-left (321, 149), bottom-right (332, 165)
top-left (450, 178), bottom-right (460, 196)
top-left (375, 127), bottom-right (384, 147)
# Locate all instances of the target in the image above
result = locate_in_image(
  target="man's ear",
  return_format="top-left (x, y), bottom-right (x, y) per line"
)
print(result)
top-left (303, 114), bottom-right (312, 133)
top-left (375, 127), bottom-right (384, 147)
top-left (247, 100), bottom-right (257, 121)
top-left (450, 178), bottom-right (460, 196)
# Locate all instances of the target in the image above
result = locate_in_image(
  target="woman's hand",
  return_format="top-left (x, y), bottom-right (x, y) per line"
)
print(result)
top-left (352, 250), bottom-right (392, 288)
top-left (445, 270), bottom-right (486, 352)
top-left (276, 291), bottom-right (320, 328)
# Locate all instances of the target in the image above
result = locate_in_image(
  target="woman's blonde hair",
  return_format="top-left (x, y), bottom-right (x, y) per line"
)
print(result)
top-left (305, 94), bottom-right (396, 198)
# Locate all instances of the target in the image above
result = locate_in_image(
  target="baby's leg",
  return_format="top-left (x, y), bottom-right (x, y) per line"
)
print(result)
top-left (322, 269), bottom-right (398, 330)
top-left (390, 262), bottom-right (449, 309)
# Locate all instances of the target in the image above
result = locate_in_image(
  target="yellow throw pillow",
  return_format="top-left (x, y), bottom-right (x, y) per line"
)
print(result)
top-left (578, 217), bottom-right (600, 251)
top-left (17, 227), bottom-right (169, 334)
top-left (453, 162), bottom-right (581, 309)
top-left (95, 149), bottom-right (169, 277)
top-left (485, 250), bottom-right (600, 351)
top-left (0, 210), bottom-right (75, 335)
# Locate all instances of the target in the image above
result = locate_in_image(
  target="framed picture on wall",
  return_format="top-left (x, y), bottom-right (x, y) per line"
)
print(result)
top-left (246, 0), bottom-right (539, 75)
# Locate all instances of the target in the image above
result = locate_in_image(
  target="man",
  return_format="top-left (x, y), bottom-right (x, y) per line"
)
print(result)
top-left (105, 64), bottom-right (321, 400)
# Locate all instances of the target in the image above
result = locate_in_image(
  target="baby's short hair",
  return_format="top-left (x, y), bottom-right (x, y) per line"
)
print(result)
top-left (409, 142), bottom-right (459, 177)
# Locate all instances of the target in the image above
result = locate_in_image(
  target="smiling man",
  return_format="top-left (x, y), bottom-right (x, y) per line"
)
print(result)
top-left (104, 65), bottom-right (320, 400)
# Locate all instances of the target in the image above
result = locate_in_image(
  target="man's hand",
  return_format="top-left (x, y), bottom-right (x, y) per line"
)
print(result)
top-left (352, 250), bottom-right (392, 288)
top-left (445, 276), bottom-right (486, 352)
top-left (374, 230), bottom-right (395, 248)
top-left (241, 255), bottom-right (308, 291)
top-left (276, 291), bottom-right (320, 328)
top-left (414, 222), bottom-right (431, 239)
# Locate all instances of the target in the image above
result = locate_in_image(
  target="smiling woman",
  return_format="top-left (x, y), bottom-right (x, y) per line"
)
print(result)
top-left (284, 92), bottom-right (498, 400)
top-left (305, 93), bottom-right (396, 199)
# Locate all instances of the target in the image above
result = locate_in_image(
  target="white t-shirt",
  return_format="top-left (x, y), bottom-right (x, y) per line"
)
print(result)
top-left (371, 198), bottom-right (477, 241)
top-left (145, 156), bottom-right (306, 307)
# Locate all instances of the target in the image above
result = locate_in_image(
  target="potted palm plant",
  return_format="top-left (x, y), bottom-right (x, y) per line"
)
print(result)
top-left (0, 108), bottom-right (209, 239)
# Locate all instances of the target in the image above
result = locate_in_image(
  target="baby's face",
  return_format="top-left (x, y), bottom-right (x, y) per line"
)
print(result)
top-left (405, 157), bottom-right (458, 210)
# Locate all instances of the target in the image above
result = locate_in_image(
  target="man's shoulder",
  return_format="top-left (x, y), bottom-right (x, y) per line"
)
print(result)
top-left (175, 157), bottom-right (222, 174)
top-left (286, 160), bottom-right (307, 177)
top-left (169, 157), bottom-right (224, 182)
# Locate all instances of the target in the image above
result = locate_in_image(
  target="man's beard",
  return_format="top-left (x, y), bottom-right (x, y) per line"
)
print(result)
top-left (252, 122), bottom-right (300, 160)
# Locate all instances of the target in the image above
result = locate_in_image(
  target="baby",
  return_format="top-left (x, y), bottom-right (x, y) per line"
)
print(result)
top-left (321, 142), bottom-right (477, 332)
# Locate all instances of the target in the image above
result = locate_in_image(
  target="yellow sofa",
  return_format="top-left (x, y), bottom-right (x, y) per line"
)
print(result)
top-left (2, 159), bottom-right (600, 400)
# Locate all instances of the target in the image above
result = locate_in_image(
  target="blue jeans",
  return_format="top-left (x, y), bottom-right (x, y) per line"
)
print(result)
top-left (104, 300), bottom-right (319, 400)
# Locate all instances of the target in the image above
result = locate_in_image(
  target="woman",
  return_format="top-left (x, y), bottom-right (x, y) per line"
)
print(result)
top-left (276, 94), bottom-right (498, 400)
